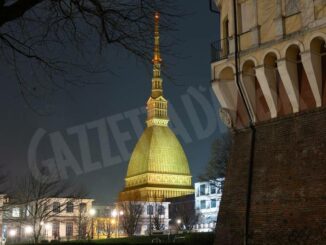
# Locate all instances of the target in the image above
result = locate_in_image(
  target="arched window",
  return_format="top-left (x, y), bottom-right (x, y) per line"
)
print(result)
top-left (242, 60), bottom-right (271, 121)
top-left (53, 202), bottom-right (60, 213)
top-left (264, 52), bottom-right (292, 116)
top-left (286, 45), bottom-right (316, 110)
top-left (310, 37), bottom-right (326, 105)
top-left (66, 201), bottom-right (74, 213)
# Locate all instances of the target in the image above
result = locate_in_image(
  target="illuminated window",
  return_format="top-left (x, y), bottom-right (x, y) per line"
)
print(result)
top-left (210, 185), bottom-right (216, 194)
top-left (12, 207), bottom-right (20, 217)
top-left (200, 200), bottom-right (206, 209)
top-left (200, 184), bottom-right (206, 195)
top-left (211, 199), bottom-right (217, 208)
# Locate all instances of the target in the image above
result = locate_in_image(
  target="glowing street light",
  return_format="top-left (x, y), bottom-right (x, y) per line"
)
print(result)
top-left (9, 229), bottom-right (17, 237)
top-left (44, 223), bottom-right (52, 239)
top-left (111, 209), bottom-right (117, 218)
top-left (24, 225), bottom-right (33, 235)
top-left (176, 219), bottom-right (181, 225)
top-left (45, 223), bottom-right (52, 230)
top-left (89, 208), bottom-right (96, 239)
top-left (111, 208), bottom-right (123, 238)
top-left (89, 208), bottom-right (96, 217)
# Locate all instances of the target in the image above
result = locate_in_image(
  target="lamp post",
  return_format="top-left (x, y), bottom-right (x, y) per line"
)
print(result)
top-left (111, 209), bottom-right (123, 238)
top-left (44, 223), bottom-right (51, 240)
top-left (89, 208), bottom-right (96, 239)
top-left (176, 219), bottom-right (182, 231)
top-left (8, 229), bottom-right (17, 242)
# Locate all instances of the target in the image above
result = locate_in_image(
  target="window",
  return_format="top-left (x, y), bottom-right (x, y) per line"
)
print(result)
top-left (211, 199), bottom-right (217, 208)
top-left (52, 222), bottom-right (60, 239)
top-left (210, 185), bottom-right (216, 194)
top-left (26, 205), bottom-right (32, 216)
top-left (66, 202), bottom-right (74, 213)
top-left (158, 205), bottom-right (165, 215)
top-left (147, 205), bottom-right (153, 215)
top-left (200, 184), bottom-right (206, 195)
top-left (12, 207), bottom-right (20, 217)
top-left (66, 222), bottom-right (73, 237)
top-left (200, 200), bottom-right (206, 209)
top-left (79, 203), bottom-right (86, 213)
top-left (285, 0), bottom-right (300, 16)
top-left (53, 202), bottom-right (60, 213)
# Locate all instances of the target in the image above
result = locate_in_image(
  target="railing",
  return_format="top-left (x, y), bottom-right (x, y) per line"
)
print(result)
top-left (211, 38), bottom-right (229, 62)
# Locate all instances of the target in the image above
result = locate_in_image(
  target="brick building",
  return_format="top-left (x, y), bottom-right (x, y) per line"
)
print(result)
top-left (211, 0), bottom-right (326, 244)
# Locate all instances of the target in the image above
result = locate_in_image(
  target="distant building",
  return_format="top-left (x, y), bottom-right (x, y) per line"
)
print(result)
top-left (138, 201), bottom-right (170, 235)
top-left (118, 12), bottom-right (194, 236)
top-left (2, 197), bottom-right (93, 242)
top-left (194, 179), bottom-right (223, 232)
top-left (119, 12), bottom-right (194, 203)
top-left (0, 194), bottom-right (9, 244)
top-left (90, 205), bottom-right (114, 239)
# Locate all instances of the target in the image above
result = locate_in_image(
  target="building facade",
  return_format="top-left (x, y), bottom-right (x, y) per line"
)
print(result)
top-left (212, 0), bottom-right (326, 128)
top-left (194, 180), bottom-right (223, 232)
top-left (119, 12), bottom-right (194, 202)
top-left (2, 197), bottom-right (93, 242)
top-left (211, 0), bottom-right (326, 244)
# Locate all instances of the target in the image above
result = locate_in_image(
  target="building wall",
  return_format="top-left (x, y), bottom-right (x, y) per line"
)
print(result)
top-left (212, 0), bottom-right (326, 128)
top-left (215, 107), bottom-right (326, 244)
top-left (212, 0), bottom-right (326, 244)
top-left (3, 198), bottom-right (94, 241)
top-left (194, 181), bottom-right (222, 232)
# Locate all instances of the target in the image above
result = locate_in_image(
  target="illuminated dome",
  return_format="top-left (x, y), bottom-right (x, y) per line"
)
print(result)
top-left (119, 12), bottom-right (194, 202)
top-left (126, 126), bottom-right (191, 177)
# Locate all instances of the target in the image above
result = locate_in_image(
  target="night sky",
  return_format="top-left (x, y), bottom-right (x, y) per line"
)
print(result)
top-left (0, 1), bottom-right (225, 204)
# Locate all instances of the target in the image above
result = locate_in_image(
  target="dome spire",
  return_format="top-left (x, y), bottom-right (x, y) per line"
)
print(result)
top-left (146, 12), bottom-right (169, 127)
top-left (151, 12), bottom-right (163, 99)
top-left (152, 11), bottom-right (162, 78)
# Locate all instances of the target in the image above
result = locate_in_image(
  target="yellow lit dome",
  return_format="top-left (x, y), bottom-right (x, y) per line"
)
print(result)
top-left (126, 125), bottom-right (191, 178)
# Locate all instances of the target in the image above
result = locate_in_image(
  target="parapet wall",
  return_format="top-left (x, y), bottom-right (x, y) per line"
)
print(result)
top-left (215, 107), bottom-right (326, 244)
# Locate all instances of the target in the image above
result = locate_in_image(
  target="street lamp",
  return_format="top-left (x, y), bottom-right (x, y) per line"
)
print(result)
top-left (8, 229), bottom-right (17, 238)
top-left (111, 209), bottom-right (123, 238)
top-left (89, 208), bottom-right (96, 239)
top-left (24, 226), bottom-right (33, 235)
top-left (176, 219), bottom-right (182, 231)
top-left (44, 223), bottom-right (52, 240)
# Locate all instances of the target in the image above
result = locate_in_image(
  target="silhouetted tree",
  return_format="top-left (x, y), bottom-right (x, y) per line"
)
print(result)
top-left (199, 133), bottom-right (232, 188)
top-left (6, 172), bottom-right (88, 243)
top-left (119, 201), bottom-right (143, 237)
top-left (0, 0), bottom-right (181, 112)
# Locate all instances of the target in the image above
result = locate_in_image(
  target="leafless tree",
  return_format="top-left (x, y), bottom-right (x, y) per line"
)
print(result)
top-left (169, 196), bottom-right (200, 231)
top-left (119, 201), bottom-right (143, 237)
top-left (0, 0), bottom-right (181, 113)
top-left (199, 133), bottom-right (231, 189)
top-left (6, 172), bottom-right (88, 243)
top-left (147, 194), bottom-right (165, 234)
